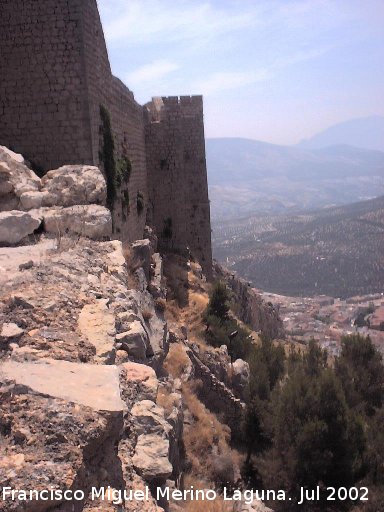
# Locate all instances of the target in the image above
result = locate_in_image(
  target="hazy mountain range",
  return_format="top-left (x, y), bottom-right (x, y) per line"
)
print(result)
top-left (298, 116), bottom-right (384, 152)
top-left (207, 117), bottom-right (384, 220)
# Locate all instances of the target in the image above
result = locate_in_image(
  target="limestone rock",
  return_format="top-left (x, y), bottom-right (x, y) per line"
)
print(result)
top-left (115, 320), bottom-right (149, 360)
top-left (0, 359), bottom-right (126, 412)
top-left (106, 240), bottom-right (127, 280)
top-left (232, 359), bottom-right (250, 401)
top-left (42, 204), bottom-right (112, 240)
top-left (132, 434), bottom-right (172, 481)
top-left (120, 362), bottom-right (158, 402)
top-left (78, 299), bottom-right (116, 364)
top-left (0, 380), bottom-right (124, 512)
top-left (0, 323), bottom-right (24, 344)
top-left (131, 239), bottom-right (152, 282)
top-left (0, 210), bottom-right (42, 244)
top-left (149, 252), bottom-right (164, 298)
top-left (0, 146), bottom-right (41, 211)
top-left (40, 165), bottom-right (107, 207)
top-left (19, 189), bottom-right (50, 209)
top-left (131, 400), bottom-right (170, 436)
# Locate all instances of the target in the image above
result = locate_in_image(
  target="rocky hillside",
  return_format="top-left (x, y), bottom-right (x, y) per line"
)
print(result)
top-left (0, 147), bottom-right (278, 512)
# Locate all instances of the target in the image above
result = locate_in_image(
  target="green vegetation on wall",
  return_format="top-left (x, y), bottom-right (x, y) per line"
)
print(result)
top-left (99, 106), bottom-right (135, 225)
top-left (137, 191), bottom-right (145, 215)
top-left (99, 105), bottom-right (116, 210)
top-left (116, 155), bottom-right (132, 187)
top-left (162, 217), bottom-right (173, 239)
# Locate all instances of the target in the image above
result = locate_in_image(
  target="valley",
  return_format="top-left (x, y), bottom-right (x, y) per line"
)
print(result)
top-left (213, 195), bottom-right (384, 299)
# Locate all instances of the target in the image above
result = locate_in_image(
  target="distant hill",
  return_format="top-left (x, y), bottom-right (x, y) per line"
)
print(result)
top-left (213, 196), bottom-right (384, 298)
top-left (206, 137), bottom-right (384, 220)
top-left (298, 116), bottom-right (384, 152)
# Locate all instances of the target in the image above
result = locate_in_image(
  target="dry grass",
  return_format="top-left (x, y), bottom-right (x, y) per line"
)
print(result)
top-left (142, 307), bottom-right (153, 322)
top-left (163, 344), bottom-right (190, 379)
top-left (157, 386), bottom-right (178, 416)
top-left (182, 475), bottom-right (231, 512)
top-left (182, 383), bottom-right (232, 479)
top-left (163, 254), bottom-right (210, 345)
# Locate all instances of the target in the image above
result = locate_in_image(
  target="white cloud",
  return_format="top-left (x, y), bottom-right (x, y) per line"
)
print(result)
top-left (193, 70), bottom-right (271, 96)
top-left (126, 59), bottom-right (179, 85)
top-left (98, 0), bottom-right (260, 46)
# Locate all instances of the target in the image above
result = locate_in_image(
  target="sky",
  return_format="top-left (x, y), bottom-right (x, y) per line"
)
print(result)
top-left (98, 0), bottom-right (384, 145)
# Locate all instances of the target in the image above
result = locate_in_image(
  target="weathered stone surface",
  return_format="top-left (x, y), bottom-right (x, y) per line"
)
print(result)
top-left (0, 146), bottom-right (41, 211)
top-left (0, 359), bottom-right (125, 412)
top-left (132, 434), bottom-right (172, 481)
top-left (19, 189), bottom-right (50, 210)
top-left (232, 359), bottom-right (250, 401)
top-left (145, 307), bottom-right (169, 370)
top-left (40, 165), bottom-right (107, 207)
top-left (78, 299), bottom-right (116, 364)
top-left (106, 240), bottom-right (127, 280)
top-left (131, 239), bottom-right (152, 282)
top-left (0, 382), bottom-right (124, 512)
top-left (42, 204), bottom-right (112, 239)
top-left (116, 320), bottom-right (149, 360)
top-left (120, 362), bottom-right (158, 402)
top-left (0, 323), bottom-right (24, 343)
top-left (149, 252), bottom-right (165, 298)
top-left (0, 210), bottom-right (42, 244)
top-left (131, 400), bottom-right (170, 436)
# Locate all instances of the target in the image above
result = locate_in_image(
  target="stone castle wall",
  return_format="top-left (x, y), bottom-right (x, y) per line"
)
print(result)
top-left (80, 0), bottom-right (148, 241)
top-left (0, 0), bottom-right (212, 269)
top-left (0, 0), bottom-right (94, 171)
top-left (145, 96), bottom-right (212, 277)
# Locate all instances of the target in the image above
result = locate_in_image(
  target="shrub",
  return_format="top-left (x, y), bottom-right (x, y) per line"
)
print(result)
top-left (164, 344), bottom-right (190, 378)
top-left (142, 307), bottom-right (153, 322)
top-left (116, 155), bottom-right (132, 185)
top-left (335, 334), bottom-right (384, 415)
top-left (154, 297), bottom-right (166, 313)
top-left (206, 281), bottom-right (230, 322)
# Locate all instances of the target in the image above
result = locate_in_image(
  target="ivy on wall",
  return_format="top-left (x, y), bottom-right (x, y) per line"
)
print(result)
top-left (137, 191), bottom-right (145, 215)
top-left (99, 105), bottom-right (117, 210)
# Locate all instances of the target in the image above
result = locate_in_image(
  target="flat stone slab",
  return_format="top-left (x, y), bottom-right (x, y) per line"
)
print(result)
top-left (78, 300), bottom-right (116, 364)
top-left (0, 359), bottom-right (125, 412)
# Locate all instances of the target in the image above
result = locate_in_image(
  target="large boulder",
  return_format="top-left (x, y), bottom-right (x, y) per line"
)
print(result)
top-left (42, 204), bottom-right (112, 239)
top-left (115, 320), bottom-right (149, 360)
top-left (40, 165), bottom-right (107, 207)
top-left (119, 362), bottom-right (158, 402)
top-left (0, 146), bottom-right (41, 211)
top-left (232, 358), bottom-right (250, 401)
top-left (131, 239), bottom-right (152, 282)
top-left (131, 400), bottom-right (170, 436)
top-left (132, 434), bottom-right (172, 481)
top-left (0, 210), bottom-right (42, 244)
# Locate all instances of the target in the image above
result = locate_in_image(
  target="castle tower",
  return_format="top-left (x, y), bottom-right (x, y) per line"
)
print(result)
top-left (145, 96), bottom-right (213, 278)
